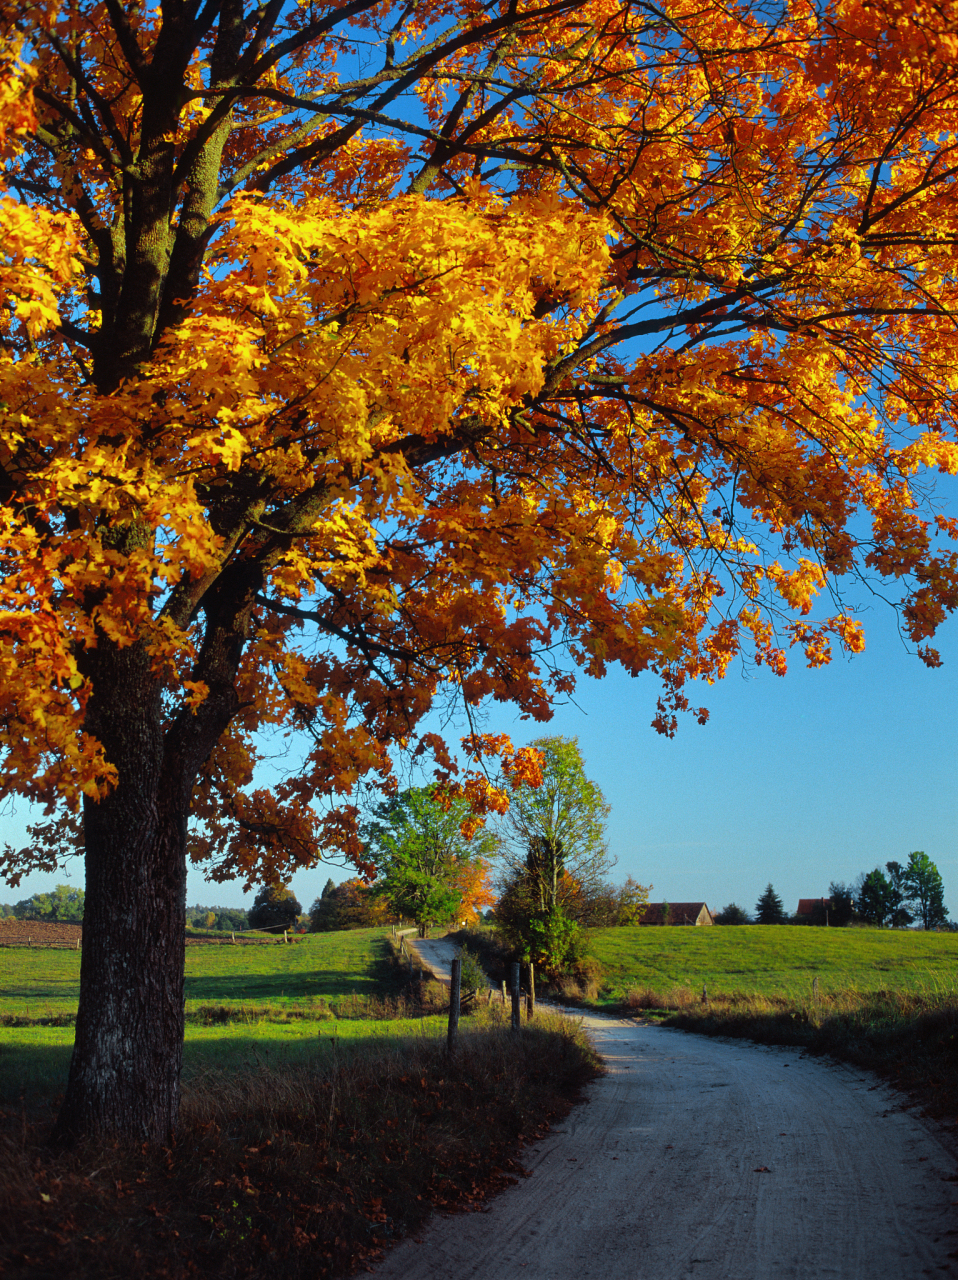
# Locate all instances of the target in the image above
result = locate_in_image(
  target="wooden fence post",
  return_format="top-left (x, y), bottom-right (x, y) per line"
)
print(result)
top-left (501, 979), bottom-right (507, 1005)
top-left (701, 982), bottom-right (708, 1006)
top-left (527, 962), bottom-right (536, 1019)
top-left (447, 957), bottom-right (462, 1053)
top-left (812, 976), bottom-right (819, 1004)
top-left (510, 962), bottom-right (521, 1034)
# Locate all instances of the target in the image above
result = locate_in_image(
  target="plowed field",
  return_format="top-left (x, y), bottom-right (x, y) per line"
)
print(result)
top-left (0, 920), bottom-right (81, 947)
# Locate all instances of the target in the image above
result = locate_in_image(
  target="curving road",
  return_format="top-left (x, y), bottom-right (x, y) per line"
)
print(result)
top-left (373, 974), bottom-right (958, 1279)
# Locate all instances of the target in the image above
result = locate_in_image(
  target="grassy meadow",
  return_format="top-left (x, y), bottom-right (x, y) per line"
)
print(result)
top-left (1, 925), bottom-right (392, 1021)
top-left (586, 923), bottom-right (958, 1005)
top-left (0, 927), bottom-right (440, 1104)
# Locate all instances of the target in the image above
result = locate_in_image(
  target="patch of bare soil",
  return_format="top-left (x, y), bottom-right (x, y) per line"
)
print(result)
top-left (0, 920), bottom-right (81, 947)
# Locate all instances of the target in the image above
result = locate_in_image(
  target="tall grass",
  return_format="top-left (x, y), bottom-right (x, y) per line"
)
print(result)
top-left (0, 1007), bottom-right (601, 1279)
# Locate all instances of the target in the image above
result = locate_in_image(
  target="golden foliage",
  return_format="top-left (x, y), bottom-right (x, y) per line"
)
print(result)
top-left (1, 0), bottom-right (957, 884)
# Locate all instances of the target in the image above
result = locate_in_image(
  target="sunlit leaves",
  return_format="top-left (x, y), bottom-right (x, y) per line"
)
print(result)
top-left (1, 0), bottom-right (958, 882)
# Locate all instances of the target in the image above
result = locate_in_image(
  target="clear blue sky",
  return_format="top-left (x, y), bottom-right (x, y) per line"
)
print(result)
top-left (4, 585), bottom-right (955, 919)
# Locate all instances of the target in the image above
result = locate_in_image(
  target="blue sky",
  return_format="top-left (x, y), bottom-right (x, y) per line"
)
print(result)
top-left (5, 583), bottom-right (954, 919)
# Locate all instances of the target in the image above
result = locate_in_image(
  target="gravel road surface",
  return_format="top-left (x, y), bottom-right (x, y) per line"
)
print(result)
top-left (372, 994), bottom-right (958, 1279)
top-left (407, 937), bottom-right (462, 983)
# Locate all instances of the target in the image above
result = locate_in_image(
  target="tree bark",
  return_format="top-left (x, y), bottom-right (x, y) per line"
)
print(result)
top-left (53, 638), bottom-right (188, 1143)
top-left (54, 791), bottom-right (188, 1144)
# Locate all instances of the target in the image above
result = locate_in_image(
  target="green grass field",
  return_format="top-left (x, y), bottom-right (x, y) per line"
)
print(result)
top-left (0, 927), bottom-right (418, 1102)
top-left (0, 926), bottom-right (393, 1020)
top-left (587, 924), bottom-right (958, 1004)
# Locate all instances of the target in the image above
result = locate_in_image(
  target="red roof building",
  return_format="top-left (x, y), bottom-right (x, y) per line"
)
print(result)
top-left (796, 898), bottom-right (831, 918)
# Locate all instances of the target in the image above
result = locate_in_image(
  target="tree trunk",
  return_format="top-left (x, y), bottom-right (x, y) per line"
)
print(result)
top-left (52, 639), bottom-right (191, 1145)
top-left (54, 794), bottom-right (187, 1144)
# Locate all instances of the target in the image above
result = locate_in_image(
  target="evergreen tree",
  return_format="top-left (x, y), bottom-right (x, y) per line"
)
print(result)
top-left (755, 883), bottom-right (788, 925)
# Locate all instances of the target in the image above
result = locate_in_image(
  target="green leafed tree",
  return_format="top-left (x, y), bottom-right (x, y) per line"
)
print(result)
top-left (13, 883), bottom-right (84, 922)
top-left (714, 903), bottom-right (751, 925)
top-left (496, 737), bottom-right (613, 914)
top-left (248, 883), bottom-right (302, 932)
top-left (901, 852), bottom-right (949, 931)
top-left (754, 883), bottom-right (788, 925)
top-left (614, 877), bottom-right (653, 926)
top-left (855, 869), bottom-right (895, 927)
top-left (827, 881), bottom-right (858, 927)
top-left (363, 787), bottom-right (497, 937)
top-left (885, 862), bottom-right (915, 928)
top-left (494, 736), bottom-right (614, 972)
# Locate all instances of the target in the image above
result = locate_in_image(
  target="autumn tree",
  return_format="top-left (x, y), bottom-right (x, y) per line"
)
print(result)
top-left (308, 878), bottom-right (388, 931)
top-left (2, 0), bottom-right (958, 1143)
top-left (605, 875), bottom-right (652, 926)
top-left (363, 786), bottom-right (496, 935)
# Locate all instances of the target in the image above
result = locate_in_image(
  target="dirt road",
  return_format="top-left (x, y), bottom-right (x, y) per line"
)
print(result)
top-left (407, 936), bottom-right (463, 983)
top-left (371, 1003), bottom-right (958, 1279)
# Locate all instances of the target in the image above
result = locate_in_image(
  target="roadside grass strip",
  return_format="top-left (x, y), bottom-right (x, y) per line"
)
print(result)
top-left (573, 926), bottom-right (958, 1122)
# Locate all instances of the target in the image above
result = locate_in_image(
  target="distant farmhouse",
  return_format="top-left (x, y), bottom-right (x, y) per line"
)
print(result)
top-left (640, 902), bottom-right (714, 926)
top-left (795, 897), bottom-right (831, 922)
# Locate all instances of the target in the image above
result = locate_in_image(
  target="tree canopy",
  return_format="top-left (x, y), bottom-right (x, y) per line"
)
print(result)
top-left (3, 0), bottom-right (958, 1141)
top-left (13, 883), bottom-right (84, 922)
top-left (362, 785), bottom-right (497, 933)
top-left (308, 878), bottom-right (389, 931)
top-left (495, 736), bottom-right (613, 907)
top-left (248, 882), bottom-right (302, 931)
top-left (714, 902), bottom-right (751, 925)
top-left (901, 851), bottom-right (948, 930)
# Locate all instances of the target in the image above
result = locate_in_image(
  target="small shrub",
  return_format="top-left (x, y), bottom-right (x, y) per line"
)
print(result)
top-left (458, 945), bottom-right (488, 998)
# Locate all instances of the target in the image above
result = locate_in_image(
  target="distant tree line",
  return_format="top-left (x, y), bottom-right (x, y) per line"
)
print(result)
top-left (714, 853), bottom-right (949, 929)
top-left (185, 903), bottom-right (250, 932)
top-left (1, 884), bottom-right (85, 922)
